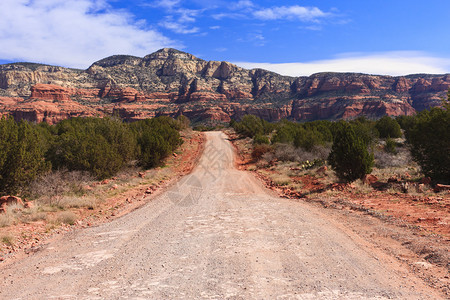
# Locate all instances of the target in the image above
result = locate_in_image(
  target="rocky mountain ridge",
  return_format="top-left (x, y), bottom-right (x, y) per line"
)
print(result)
top-left (1, 48), bottom-right (449, 124)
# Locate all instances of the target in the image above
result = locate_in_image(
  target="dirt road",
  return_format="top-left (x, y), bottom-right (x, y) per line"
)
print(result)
top-left (0, 132), bottom-right (442, 299)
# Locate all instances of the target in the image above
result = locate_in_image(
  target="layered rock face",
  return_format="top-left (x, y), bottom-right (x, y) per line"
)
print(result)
top-left (0, 48), bottom-right (449, 124)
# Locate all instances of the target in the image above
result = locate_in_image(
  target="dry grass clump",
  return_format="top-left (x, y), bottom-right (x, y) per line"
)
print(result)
top-left (272, 144), bottom-right (330, 162)
top-left (0, 212), bottom-right (14, 228)
top-left (0, 203), bottom-right (24, 227)
top-left (52, 211), bottom-right (77, 225)
top-left (313, 166), bottom-right (338, 185)
top-left (1, 234), bottom-right (14, 246)
top-left (56, 196), bottom-right (98, 209)
top-left (20, 205), bottom-right (48, 223)
top-left (270, 173), bottom-right (291, 186)
top-left (29, 211), bottom-right (48, 222)
top-left (352, 179), bottom-right (373, 194)
top-left (29, 170), bottom-right (94, 206)
top-left (251, 144), bottom-right (273, 161)
top-left (374, 145), bottom-right (413, 169)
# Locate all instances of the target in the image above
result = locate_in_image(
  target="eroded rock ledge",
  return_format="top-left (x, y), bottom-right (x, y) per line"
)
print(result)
top-left (1, 48), bottom-right (449, 124)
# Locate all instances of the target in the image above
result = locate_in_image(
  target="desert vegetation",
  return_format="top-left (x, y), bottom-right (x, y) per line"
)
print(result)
top-left (228, 95), bottom-right (450, 258)
top-left (230, 94), bottom-right (449, 185)
top-left (0, 115), bottom-right (186, 197)
top-left (0, 120), bottom-right (204, 258)
top-left (0, 115), bottom-right (190, 235)
top-left (227, 101), bottom-right (450, 274)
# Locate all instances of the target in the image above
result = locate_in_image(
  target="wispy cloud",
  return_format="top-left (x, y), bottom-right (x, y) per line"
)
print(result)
top-left (253, 5), bottom-right (329, 21)
top-left (176, 8), bottom-right (201, 23)
top-left (234, 52), bottom-right (450, 76)
top-left (149, 0), bottom-right (181, 10)
top-left (238, 32), bottom-right (265, 47)
top-left (156, 4), bottom-right (203, 34)
top-left (303, 25), bottom-right (323, 31)
top-left (211, 12), bottom-right (247, 20)
top-left (0, 0), bottom-right (175, 68)
top-left (212, 4), bottom-right (331, 23)
top-left (159, 17), bottom-right (200, 34)
top-left (230, 0), bottom-right (255, 10)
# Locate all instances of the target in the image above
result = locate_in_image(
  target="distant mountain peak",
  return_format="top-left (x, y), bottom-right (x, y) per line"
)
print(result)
top-left (143, 48), bottom-right (200, 62)
top-left (91, 54), bottom-right (142, 68)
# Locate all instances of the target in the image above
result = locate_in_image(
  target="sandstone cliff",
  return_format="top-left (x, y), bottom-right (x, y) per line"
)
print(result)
top-left (0, 48), bottom-right (448, 124)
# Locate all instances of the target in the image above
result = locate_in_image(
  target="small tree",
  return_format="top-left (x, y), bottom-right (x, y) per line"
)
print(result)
top-left (253, 133), bottom-right (270, 145)
top-left (375, 116), bottom-right (402, 138)
top-left (176, 115), bottom-right (190, 130)
top-left (384, 138), bottom-right (397, 154)
top-left (0, 118), bottom-right (50, 194)
top-left (328, 122), bottom-right (374, 182)
top-left (405, 97), bottom-right (450, 183)
top-left (48, 117), bottom-right (136, 179)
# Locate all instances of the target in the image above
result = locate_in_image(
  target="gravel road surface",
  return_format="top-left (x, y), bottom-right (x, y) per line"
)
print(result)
top-left (0, 132), bottom-right (441, 299)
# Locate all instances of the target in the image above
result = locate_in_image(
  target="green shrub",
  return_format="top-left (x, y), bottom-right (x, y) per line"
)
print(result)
top-left (293, 128), bottom-right (324, 151)
top-left (405, 100), bottom-right (450, 183)
top-left (48, 117), bottom-right (136, 180)
top-left (384, 138), bottom-right (397, 154)
top-left (271, 126), bottom-right (295, 144)
top-left (0, 118), bottom-right (50, 194)
top-left (232, 115), bottom-right (274, 138)
top-left (396, 115), bottom-right (416, 131)
top-left (349, 117), bottom-right (378, 145)
top-left (193, 125), bottom-right (215, 131)
top-left (375, 116), bottom-right (402, 138)
top-left (328, 122), bottom-right (374, 182)
top-left (131, 116), bottom-right (183, 169)
top-left (176, 115), bottom-right (190, 130)
top-left (253, 134), bottom-right (270, 145)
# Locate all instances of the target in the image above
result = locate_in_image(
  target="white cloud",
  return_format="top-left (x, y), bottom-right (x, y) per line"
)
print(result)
top-left (160, 17), bottom-right (200, 34)
top-left (176, 8), bottom-right (201, 23)
top-left (234, 52), bottom-right (450, 76)
top-left (0, 0), bottom-right (176, 68)
top-left (149, 0), bottom-right (181, 10)
top-left (253, 5), bottom-right (329, 21)
top-left (230, 0), bottom-right (254, 10)
top-left (159, 8), bottom-right (202, 34)
top-left (212, 12), bottom-right (246, 20)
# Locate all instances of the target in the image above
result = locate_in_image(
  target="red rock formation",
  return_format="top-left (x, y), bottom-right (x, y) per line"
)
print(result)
top-left (0, 48), bottom-right (449, 124)
top-left (11, 99), bottom-right (102, 124)
top-left (30, 83), bottom-right (72, 101)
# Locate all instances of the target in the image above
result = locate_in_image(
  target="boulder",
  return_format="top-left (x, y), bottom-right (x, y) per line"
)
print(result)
top-left (362, 174), bottom-right (378, 185)
top-left (434, 184), bottom-right (450, 193)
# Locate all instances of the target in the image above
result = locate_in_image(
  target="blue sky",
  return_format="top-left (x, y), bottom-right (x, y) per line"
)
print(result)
top-left (1, 0), bottom-right (449, 76)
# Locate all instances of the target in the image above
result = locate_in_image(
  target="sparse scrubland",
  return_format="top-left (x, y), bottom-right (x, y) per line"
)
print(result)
top-left (230, 94), bottom-right (449, 186)
top-left (0, 115), bottom-right (185, 195)
top-left (0, 115), bottom-right (205, 256)
top-left (228, 96), bottom-right (449, 283)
